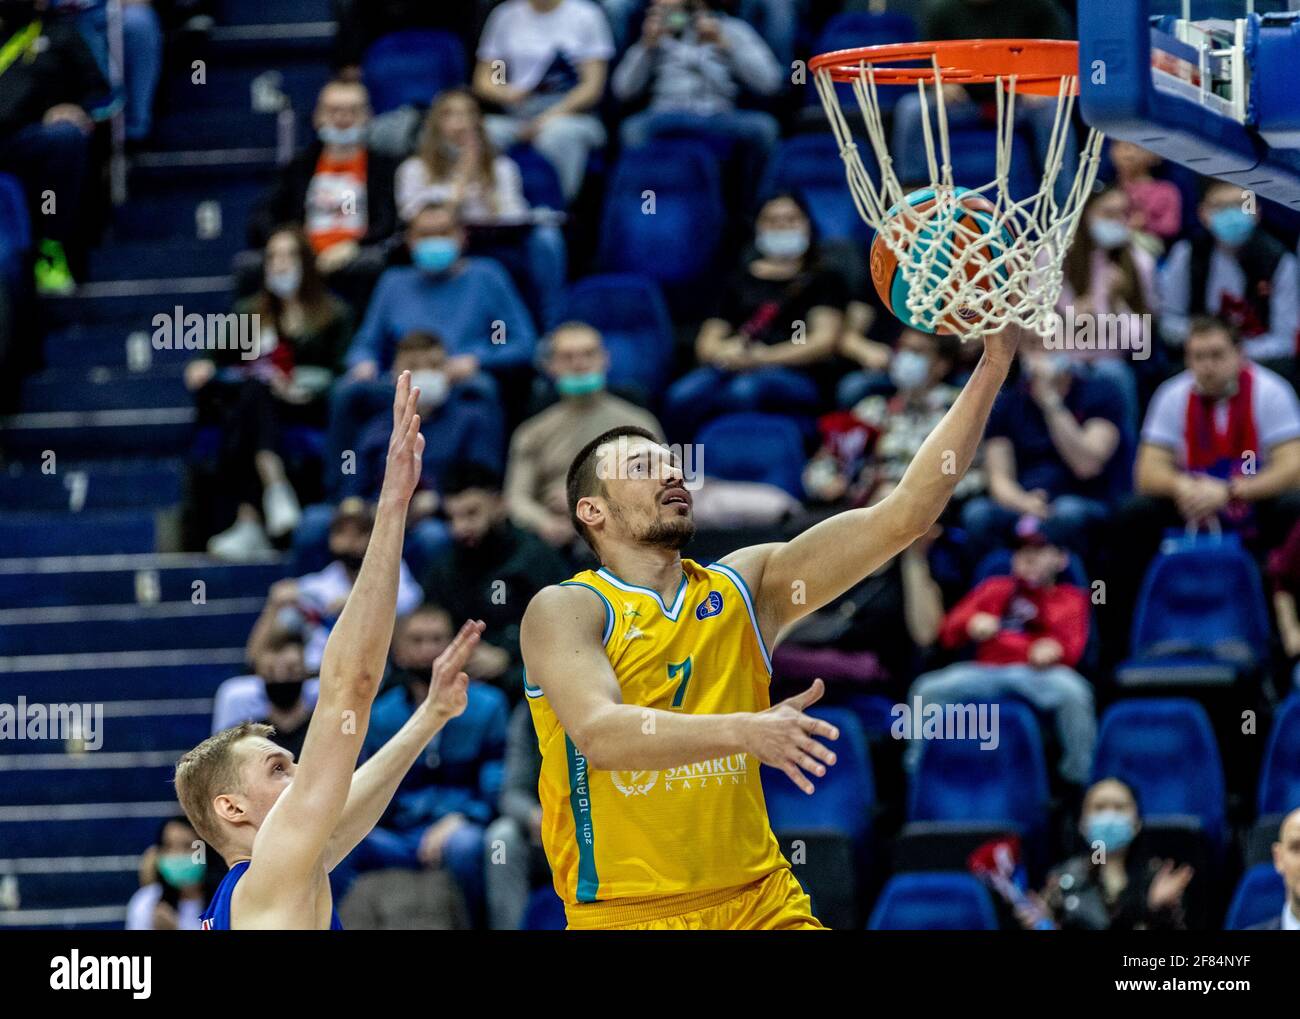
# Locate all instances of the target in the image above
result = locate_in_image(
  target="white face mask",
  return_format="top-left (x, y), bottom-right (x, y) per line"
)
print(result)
top-left (1088, 217), bottom-right (1131, 250)
top-left (409, 369), bottom-right (449, 412)
top-left (265, 265), bottom-right (301, 298)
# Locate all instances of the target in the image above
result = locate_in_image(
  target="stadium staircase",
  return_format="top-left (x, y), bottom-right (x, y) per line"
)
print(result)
top-left (0, 0), bottom-right (332, 928)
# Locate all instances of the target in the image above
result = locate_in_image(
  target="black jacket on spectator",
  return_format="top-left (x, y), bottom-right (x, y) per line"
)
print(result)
top-left (247, 142), bottom-right (400, 251)
top-left (1189, 227), bottom-right (1288, 336)
top-left (0, 16), bottom-right (106, 138)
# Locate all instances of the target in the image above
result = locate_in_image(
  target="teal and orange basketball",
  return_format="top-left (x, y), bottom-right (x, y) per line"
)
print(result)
top-left (869, 186), bottom-right (1014, 335)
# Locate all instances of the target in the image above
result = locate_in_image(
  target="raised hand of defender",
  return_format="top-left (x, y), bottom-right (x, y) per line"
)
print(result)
top-left (381, 370), bottom-right (426, 505)
top-left (425, 619), bottom-right (485, 722)
top-left (744, 678), bottom-right (839, 795)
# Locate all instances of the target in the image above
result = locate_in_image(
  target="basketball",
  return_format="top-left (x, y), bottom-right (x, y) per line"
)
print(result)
top-left (869, 186), bottom-right (1014, 335)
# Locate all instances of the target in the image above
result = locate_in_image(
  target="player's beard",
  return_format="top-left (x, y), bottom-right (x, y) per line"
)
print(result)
top-left (610, 499), bottom-right (695, 551)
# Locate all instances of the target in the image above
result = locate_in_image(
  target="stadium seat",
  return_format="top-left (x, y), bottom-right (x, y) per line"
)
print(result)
top-left (1090, 698), bottom-right (1227, 849)
top-left (973, 548), bottom-right (1088, 588)
top-left (806, 12), bottom-right (918, 115)
top-left (598, 140), bottom-right (726, 314)
top-left (555, 274), bottom-right (675, 397)
top-left (945, 125), bottom-right (1041, 204)
top-left (362, 31), bottom-right (468, 115)
top-left (1117, 532), bottom-right (1270, 687)
top-left (1224, 863), bottom-right (1287, 929)
top-left (762, 707), bottom-right (874, 844)
top-left (758, 133), bottom-right (872, 243)
top-left (520, 886), bottom-right (566, 931)
top-left (867, 871), bottom-right (998, 930)
top-left (1258, 695), bottom-right (1300, 816)
top-left (0, 172), bottom-right (31, 285)
top-left (507, 144), bottom-right (565, 212)
top-left (907, 698), bottom-right (1050, 836)
top-left (694, 412), bottom-right (808, 500)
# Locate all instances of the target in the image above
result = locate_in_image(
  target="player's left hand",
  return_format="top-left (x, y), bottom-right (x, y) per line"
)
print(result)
top-left (425, 619), bottom-right (486, 721)
top-left (380, 370), bottom-right (426, 505)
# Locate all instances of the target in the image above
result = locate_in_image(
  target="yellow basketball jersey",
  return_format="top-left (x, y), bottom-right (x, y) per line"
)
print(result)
top-left (525, 558), bottom-right (789, 908)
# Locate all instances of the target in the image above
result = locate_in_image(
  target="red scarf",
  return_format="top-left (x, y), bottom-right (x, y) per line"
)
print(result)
top-left (1185, 366), bottom-right (1257, 475)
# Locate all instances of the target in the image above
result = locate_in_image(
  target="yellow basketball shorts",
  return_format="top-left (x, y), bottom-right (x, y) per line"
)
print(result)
top-left (565, 868), bottom-right (826, 931)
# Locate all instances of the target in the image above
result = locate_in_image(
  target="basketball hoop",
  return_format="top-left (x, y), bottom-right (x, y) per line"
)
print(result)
top-left (810, 39), bottom-right (1105, 339)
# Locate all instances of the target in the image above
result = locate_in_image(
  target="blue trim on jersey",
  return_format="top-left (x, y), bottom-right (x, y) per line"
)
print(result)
top-left (559, 580), bottom-right (616, 645)
top-left (565, 736), bottom-right (600, 903)
top-left (594, 567), bottom-right (688, 621)
top-left (704, 562), bottom-right (773, 675)
top-left (199, 860), bottom-right (343, 930)
top-left (522, 667), bottom-right (545, 699)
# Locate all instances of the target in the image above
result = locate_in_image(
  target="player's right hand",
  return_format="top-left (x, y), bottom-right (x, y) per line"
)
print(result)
top-left (380, 370), bottom-right (426, 505)
top-left (743, 679), bottom-right (839, 795)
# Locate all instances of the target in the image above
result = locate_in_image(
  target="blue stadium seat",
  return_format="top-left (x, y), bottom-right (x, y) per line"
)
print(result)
top-left (0, 172), bottom-right (31, 285)
top-left (521, 886), bottom-right (567, 931)
top-left (1224, 862), bottom-right (1287, 929)
top-left (762, 707), bottom-right (874, 845)
top-left (1091, 698), bottom-right (1227, 848)
top-left (867, 872), bottom-right (998, 930)
top-left (807, 12), bottom-right (918, 114)
top-left (555, 274), bottom-right (675, 397)
top-left (598, 140), bottom-right (725, 313)
top-left (1259, 695), bottom-right (1300, 817)
top-left (973, 548), bottom-right (1088, 588)
top-left (507, 144), bottom-right (565, 212)
top-left (1118, 532), bottom-right (1270, 686)
top-left (758, 133), bottom-right (872, 242)
top-left (945, 125), bottom-right (1041, 203)
top-left (362, 30), bottom-right (468, 115)
top-left (907, 698), bottom-right (1050, 837)
top-left (694, 412), bottom-right (807, 500)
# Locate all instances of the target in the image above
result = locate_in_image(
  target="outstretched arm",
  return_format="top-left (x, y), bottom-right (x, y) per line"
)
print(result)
top-left (240, 372), bottom-right (426, 915)
top-left (722, 327), bottom-right (1021, 645)
top-left (521, 585), bottom-right (839, 793)
top-left (324, 619), bottom-right (485, 870)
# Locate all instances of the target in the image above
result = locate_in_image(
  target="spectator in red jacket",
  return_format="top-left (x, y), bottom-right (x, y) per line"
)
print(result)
top-left (903, 515), bottom-right (1095, 786)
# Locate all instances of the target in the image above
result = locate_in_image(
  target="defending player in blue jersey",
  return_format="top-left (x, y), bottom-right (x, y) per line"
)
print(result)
top-left (175, 371), bottom-right (484, 929)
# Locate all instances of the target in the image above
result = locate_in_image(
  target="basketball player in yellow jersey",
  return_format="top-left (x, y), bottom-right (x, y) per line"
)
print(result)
top-left (520, 326), bottom-right (1023, 930)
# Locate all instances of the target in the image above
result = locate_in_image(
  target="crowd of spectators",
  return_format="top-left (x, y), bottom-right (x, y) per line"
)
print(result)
top-left (29, 0), bottom-right (1295, 928)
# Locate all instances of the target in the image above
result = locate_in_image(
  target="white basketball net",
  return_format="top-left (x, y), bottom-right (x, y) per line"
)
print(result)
top-left (813, 57), bottom-right (1104, 339)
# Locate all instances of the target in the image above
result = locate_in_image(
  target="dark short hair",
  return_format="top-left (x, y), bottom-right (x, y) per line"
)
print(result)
top-left (565, 424), bottom-right (660, 555)
top-left (1186, 315), bottom-right (1240, 347)
top-left (442, 461), bottom-right (503, 498)
top-left (396, 330), bottom-right (445, 355)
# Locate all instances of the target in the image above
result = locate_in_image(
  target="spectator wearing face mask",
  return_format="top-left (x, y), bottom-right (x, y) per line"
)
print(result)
top-left (1159, 180), bottom-right (1299, 371)
top-left (505, 323), bottom-right (664, 550)
top-left (1057, 185), bottom-right (1160, 436)
top-left (344, 331), bottom-right (505, 509)
top-left (1024, 778), bottom-right (1193, 930)
top-left (185, 227), bottom-right (353, 560)
top-left (421, 463), bottom-right (572, 697)
top-left (902, 516), bottom-right (1096, 786)
top-left (472, 0), bottom-right (615, 204)
top-left (246, 79), bottom-right (399, 308)
top-left (662, 192), bottom-right (849, 441)
top-left (342, 200), bottom-right (537, 405)
top-left (248, 498), bottom-right (423, 674)
top-left (1108, 139), bottom-right (1183, 246)
top-left (396, 88), bottom-right (566, 329)
top-left (962, 339), bottom-right (1127, 562)
top-left (804, 329), bottom-right (981, 508)
top-left (213, 627), bottom-right (321, 735)
top-left (126, 817), bottom-right (211, 931)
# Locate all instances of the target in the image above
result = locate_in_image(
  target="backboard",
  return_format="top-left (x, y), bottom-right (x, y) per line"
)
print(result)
top-left (1079, 0), bottom-right (1300, 207)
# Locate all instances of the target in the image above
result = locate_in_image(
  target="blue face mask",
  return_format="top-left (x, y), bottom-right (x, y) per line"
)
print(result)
top-left (411, 236), bottom-right (460, 275)
top-left (555, 371), bottom-right (606, 397)
top-left (1085, 809), bottom-right (1136, 853)
top-left (755, 228), bottom-right (810, 260)
top-left (1208, 207), bottom-right (1255, 248)
top-left (317, 124), bottom-right (366, 147)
